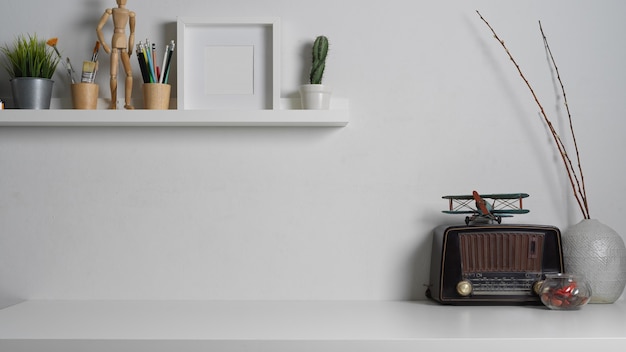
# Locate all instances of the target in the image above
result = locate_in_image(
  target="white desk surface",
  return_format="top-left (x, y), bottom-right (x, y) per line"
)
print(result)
top-left (1, 300), bottom-right (625, 352)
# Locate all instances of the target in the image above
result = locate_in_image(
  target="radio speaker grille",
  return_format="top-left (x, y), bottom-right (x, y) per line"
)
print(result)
top-left (459, 232), bottom-right (544, 273)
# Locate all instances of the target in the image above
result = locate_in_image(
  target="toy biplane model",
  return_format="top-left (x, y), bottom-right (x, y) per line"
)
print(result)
top-left (442, 190), bottom-right (529, 225)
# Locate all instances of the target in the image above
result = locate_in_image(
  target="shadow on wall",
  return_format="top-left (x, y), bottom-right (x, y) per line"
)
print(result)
top-left (407, 210), bottom-right (450, 300)
top-left (407, 232), bottom-right (436, 300)
top-left (0, 291), bottom-right (22, 310)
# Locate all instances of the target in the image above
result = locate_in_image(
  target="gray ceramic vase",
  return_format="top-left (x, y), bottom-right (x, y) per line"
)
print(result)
top-left (562, 219), bottom-right (626, 303)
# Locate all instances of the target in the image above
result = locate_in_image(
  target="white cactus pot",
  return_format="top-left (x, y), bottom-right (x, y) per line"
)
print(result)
top-left (299, 84), bottom-right (332, 110)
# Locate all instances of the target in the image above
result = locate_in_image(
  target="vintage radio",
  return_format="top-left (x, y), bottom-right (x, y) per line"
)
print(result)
top-left (426, 223), bottom-right (563, 304)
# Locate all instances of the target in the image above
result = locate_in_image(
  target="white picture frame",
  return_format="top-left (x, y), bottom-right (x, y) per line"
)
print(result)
top-left (177, 17), bottom-right (281, 110)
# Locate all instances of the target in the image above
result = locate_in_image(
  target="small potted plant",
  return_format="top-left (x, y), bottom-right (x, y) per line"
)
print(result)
top-left (1, 33), bottom-right (60, 109)
top-left (300, 35), bottom-right (332, 109)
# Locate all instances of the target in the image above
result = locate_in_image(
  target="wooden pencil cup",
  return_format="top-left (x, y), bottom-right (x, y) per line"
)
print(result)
top-left (71, 83), bottom-right (99, 109)
top-left (142, 83), bottom-right (171, 110)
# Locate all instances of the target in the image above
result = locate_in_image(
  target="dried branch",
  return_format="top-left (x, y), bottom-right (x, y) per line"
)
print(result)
top-left (476, 10), bottom-right (590, 219)
top-left (539, 21), bottom-right (590, 218)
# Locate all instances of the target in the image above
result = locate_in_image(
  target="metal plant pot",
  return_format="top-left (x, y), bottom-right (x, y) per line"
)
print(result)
top-left (10, 77), bottom-right (54, 109)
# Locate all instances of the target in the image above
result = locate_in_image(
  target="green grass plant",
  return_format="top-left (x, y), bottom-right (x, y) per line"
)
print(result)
top-left (1, 33), bottom-right (59, 79)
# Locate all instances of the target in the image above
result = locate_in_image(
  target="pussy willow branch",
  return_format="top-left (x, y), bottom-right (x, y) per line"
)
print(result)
top-left (476, 10), bottom-right (590, 219)
top-left (539, 21), bottom-right (589, 218)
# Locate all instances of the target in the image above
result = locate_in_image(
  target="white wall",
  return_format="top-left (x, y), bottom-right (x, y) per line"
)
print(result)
top-left (1, 0), bottom-right (625, 306)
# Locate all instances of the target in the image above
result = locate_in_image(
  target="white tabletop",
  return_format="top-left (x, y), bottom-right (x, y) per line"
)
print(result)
top-left (1, 300), bottom-right (625, 351)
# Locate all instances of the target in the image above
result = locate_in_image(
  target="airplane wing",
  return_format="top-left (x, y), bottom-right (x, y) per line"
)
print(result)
top-left (491, 209), bottom-right (530, 214)
top-left (442, 193), bottom-right (529, 200)
top-left (442, 210), bottom-right (477, 214)
top-left (442, 194), bottom-right (475, 200)
top-left (478, 193), bottom-right (530, 199)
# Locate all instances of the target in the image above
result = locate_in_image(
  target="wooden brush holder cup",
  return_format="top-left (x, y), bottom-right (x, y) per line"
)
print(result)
top-left (142, 83), bottom-right (171, 110)
top-left (71, 83), bottom-right (99, 110)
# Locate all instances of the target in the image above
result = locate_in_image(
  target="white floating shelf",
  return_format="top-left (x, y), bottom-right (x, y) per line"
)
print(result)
top-left (0, 300), bottom-right (625, 352)
top-left (0, 109), bottom-right (348, 127)
top-left (0, 98), bottom-right (349, 127)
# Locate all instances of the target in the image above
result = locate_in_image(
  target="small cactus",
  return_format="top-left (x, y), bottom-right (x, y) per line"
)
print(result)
top-left (309, 35), bottom-right (328, 85)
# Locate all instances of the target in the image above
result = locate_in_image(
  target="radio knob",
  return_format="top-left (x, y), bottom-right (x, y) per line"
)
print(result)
top-left (456, 280), bottom-right (473, 296)
top-left (533, 280), bottom-right (545, 295)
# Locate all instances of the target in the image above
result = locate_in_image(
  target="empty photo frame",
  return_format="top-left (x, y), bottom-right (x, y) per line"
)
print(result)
top-left (177, 17), bottom-right (281, 110)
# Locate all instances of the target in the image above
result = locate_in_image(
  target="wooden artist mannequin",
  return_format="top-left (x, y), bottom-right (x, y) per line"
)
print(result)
top-left (96, 0), bottom-right (136, 109)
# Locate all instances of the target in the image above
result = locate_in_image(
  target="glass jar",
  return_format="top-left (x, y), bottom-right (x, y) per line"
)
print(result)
top-left (539, 273), bottom-right (592, 310)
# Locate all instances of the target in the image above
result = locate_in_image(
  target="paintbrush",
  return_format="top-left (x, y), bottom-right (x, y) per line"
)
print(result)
top-left (81, 61), bottom-right (97, 83)
top-left (91, 41), bottom-right (100, 62)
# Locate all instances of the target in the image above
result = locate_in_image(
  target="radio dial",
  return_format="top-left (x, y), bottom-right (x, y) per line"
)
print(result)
top-left (456, 280), bottom-right (473, 296)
